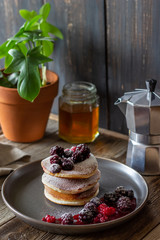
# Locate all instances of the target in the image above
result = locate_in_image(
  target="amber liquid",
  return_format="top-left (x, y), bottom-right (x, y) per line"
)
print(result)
top-left (59, 104), bottom-right (99, 143)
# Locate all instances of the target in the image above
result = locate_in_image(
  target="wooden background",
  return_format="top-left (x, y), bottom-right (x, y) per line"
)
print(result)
top-left (0, 0), bottom-right (160, 134)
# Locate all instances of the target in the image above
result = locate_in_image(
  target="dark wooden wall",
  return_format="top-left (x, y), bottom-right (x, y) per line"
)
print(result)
top-left (0, 0), bottom-right (160, 134)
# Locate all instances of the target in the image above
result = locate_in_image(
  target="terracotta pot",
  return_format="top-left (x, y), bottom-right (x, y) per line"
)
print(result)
top-left (0, 69), bottom-right (59, 142)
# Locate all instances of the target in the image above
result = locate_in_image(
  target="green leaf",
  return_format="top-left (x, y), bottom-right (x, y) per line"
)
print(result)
top-left (40, 21), bottom-right (63, 39)
top-left (8, 37), bottom-right (32, 43)
top-left (41, 40), bottom-right (54, 57)
top-left (34, 36), bottom-right (54, 41)
top-left (17, 42), bottom-right (28, 56)
top-left (27, 46), bottom-right (52, 64)
top-left (39, 3), bottom-right (51, 20)
top-left (0, 41), bottom-right (9, 59)
top-left (19, 10), bottom-right (37, 21)
top-left (4, 49), bottom-right (25, 73)
top-left (0, 78), bottom-right (14, 88)
top-left (4, 47), bottom-right (52, 101)
top-left (5, 53), bottom-right (13, 68)
top-left (7, 72), bottom-right (19, 86)
top-left (24, 15), bottom-right (42, 31)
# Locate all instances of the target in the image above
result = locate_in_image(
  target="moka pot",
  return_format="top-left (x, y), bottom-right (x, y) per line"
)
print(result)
top-left (115, 79), bottom-right (160, 175)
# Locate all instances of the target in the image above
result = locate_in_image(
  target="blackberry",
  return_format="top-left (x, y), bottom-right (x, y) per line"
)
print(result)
top-left (90, 197), bottom-right (101, 207)
top-left (50, 154), bottom-right (62, 165)
top-left (79, 208), bottom-right (94, 223)
top-left (71, 144), bottom-right (90, 163)
top-left (115, 186), bottom-right (134, 198)
top-left (76, 144), bottom-right (90, 159)
top-left (103, 192), bottom-right (120, 206)
top-left (72, 151), bottom-right (84, 163)
top-left (62, 158), bottom-right (74, 170)
top-left (50, 163), bottom-right (61, 173)
top-left (84, 202), bottom-right (97, 214)
top-left (116, 196), bottom-right (133, 214)
top-left (64, 149), bottom-right (73, 158)
top-left (50, 146), bottom-right (64, 157)
top-left (61, 213), bottom-right (73, 225)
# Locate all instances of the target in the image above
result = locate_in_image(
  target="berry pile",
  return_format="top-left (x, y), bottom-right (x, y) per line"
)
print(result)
top-left (49, 144), bottom-right (90, 173)
top-left (42, 186), bottom-right (136, 225)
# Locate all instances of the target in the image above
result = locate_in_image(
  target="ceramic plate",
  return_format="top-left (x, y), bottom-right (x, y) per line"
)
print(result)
top-left (2, 158), bottom-right (148, 235)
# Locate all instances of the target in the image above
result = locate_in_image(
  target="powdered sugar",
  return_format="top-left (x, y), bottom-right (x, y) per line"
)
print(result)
top-left (42, 170), bottom-right (101, 193)
top-left (41, 153), bottom-right (98, 178)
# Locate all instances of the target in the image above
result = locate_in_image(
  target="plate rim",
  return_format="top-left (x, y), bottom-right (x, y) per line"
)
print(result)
top-left (1, 157), bottom-right (149, 232)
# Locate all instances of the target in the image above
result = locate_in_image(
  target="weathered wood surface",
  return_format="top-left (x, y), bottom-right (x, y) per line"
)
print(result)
top-left (0, 0), bottom-right (107, 129)
top-left (107, 0), bottom-right (160, 133)
top-left (0, 0), bottom-right (160, 134)
top-left (0, 114), bottom-right (159, 240)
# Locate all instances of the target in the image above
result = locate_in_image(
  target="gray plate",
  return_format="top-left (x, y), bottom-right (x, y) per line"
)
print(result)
top-left (1, 158), bottom-right (148, 235)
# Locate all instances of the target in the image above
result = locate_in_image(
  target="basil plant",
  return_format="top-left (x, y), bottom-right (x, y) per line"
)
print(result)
top-left (0, 3), bottom-right (63, 102)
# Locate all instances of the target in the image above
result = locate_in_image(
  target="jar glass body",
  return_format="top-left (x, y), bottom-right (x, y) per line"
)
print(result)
top-left (59, 81), bottom-right (99, 143)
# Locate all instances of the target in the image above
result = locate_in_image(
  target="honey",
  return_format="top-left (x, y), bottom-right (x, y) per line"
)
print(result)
top-left (59, 82), bottom-right (99, 143)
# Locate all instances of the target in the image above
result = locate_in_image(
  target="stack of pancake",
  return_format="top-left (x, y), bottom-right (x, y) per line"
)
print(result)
top-left (41, 153), bottom-right (101, 206)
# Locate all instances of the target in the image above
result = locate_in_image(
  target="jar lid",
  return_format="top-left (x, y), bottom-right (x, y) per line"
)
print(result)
top-left (122, 79), bottom-right (160, 107)
top-left (62, 81), bottom-right (97, 101)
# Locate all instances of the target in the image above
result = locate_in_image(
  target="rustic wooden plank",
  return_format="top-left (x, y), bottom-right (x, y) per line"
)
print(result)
top-left (0, 0), bottom-right (107, 129)
top-left (0, 218), bottom-right (46, 240)
top-left (0, 0), bottom-right (43, 68)
top-left (47, 0), bottom-right (107, 128)
top-left (106, 0), bottom-right (160, 134)
top-left (0, 192), bottom-right (15, 226)
top-left (142, 224), bottom-right (160, 240)
top-left (0, 118), bottom-right (159, 239)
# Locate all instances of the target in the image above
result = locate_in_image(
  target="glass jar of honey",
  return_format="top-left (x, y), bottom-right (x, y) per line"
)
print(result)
top-left (59, 81), bottom-right (99, 143)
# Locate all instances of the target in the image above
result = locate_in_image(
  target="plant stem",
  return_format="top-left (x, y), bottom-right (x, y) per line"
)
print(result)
top-left (42, 65), bottom-right (47, 86)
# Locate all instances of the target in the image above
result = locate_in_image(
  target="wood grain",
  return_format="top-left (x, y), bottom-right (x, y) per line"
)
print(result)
top-left (1, 0), bottom-right (160, 134)
top-left (0, 0), bottom-right (107, 128)
top-left (106, 0), bottom-right (160, 134)
top-left (47, 0), bottom-right (108, 128)
top-left (143, 224), bottom-right (160, 240)
top-left (0, 114), bottom-right (160, 239)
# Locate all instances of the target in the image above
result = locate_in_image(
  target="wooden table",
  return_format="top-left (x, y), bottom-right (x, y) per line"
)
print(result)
top-left (0, 114), bottom-right (159, 240)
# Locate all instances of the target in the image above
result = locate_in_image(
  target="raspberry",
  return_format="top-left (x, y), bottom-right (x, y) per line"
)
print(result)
top-left (98, 203), bottom-right (108, 214)
top-left (105, 207), bottom-right (116, 216)
top-left (42, 217), bottom-right (46, 222)
top-left (50, 163), bottom-right (61, 173)
top-left (73, 214), bottom-right (79, 220)
top-left (93, 216), bottom-right (100, 223)
top-left (62, 159), bottom-right (74, 170)
top-left (43, 215), bottom-right (56, 223)
top-left (100, 216), bottom-right (108, 223)
top-left (90, 197), bottom-right (101, 207)
top-left (50, 154), bottom-right (62, 165)
top-left (70, 146), bottom-right (76, 152)
top-left (50, 146), bottom-right (64, 157)
top-left (61, 213), bottom-right (73, 225)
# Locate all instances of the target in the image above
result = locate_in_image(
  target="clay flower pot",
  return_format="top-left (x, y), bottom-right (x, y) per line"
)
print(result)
top-left (0, 69), bottom-right (58, 142)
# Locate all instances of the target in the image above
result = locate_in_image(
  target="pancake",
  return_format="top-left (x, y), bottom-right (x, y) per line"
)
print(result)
top-left (41, 153), bottom-right (98, 179)
top-left (42, 169), bottom-right (101, 194)
top-left (44, 183), bottom-right (99, 206)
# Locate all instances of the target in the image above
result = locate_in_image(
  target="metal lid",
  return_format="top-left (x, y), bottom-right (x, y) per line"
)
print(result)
top-left (123, 79), bottom-right (160, 107)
